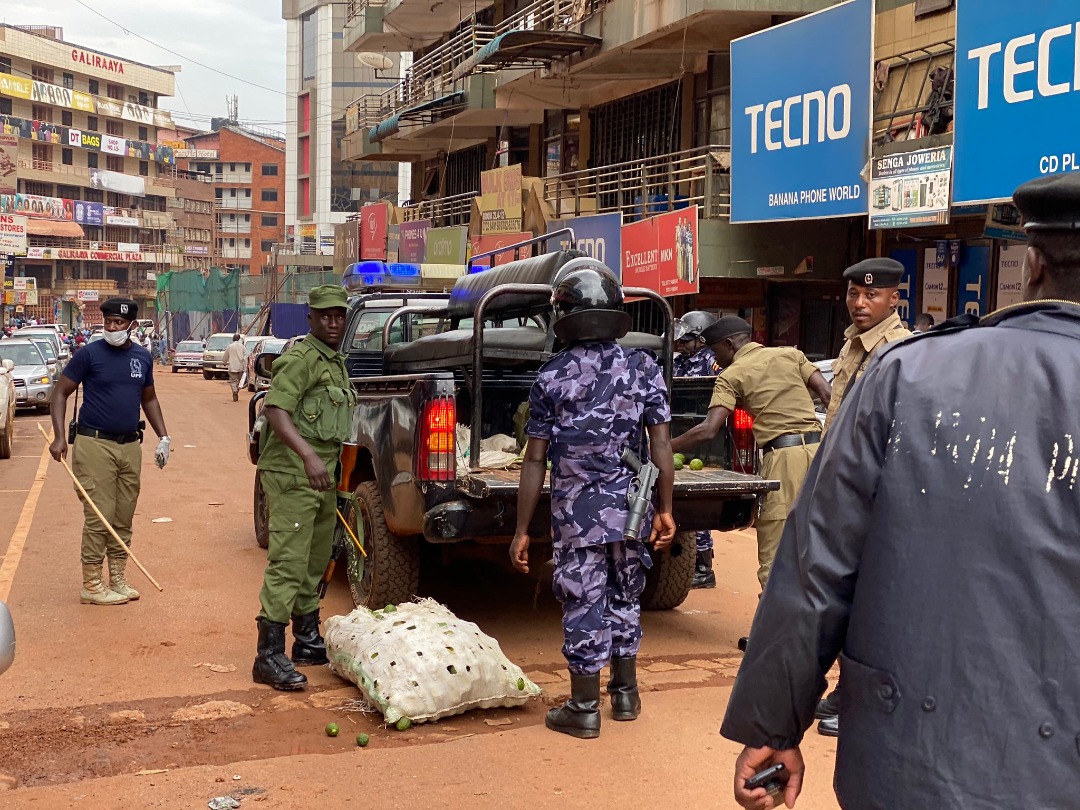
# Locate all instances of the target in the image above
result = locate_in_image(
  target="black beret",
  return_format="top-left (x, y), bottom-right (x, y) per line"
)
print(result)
top-left (701, 315), bottom-right (752, 346)
top-left (1013, 173), bottom-right (1080, 231)
top-left (843, 258), bottom-right (904, 288)
top-left (100, 297), bottom-right (139, 320)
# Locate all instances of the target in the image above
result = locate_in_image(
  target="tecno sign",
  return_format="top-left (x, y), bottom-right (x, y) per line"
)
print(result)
top-left (743, 85), bottom-right (852, 153)
top-left (967, 24), bottom-right (1080, 110)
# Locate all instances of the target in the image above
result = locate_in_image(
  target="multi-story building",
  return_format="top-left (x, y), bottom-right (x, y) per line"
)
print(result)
top-left (280, 1), bottom-right (400, 269)
top-left (180, 125), bottom-right (287, 277)
top-left (337, 0), bottom-right (874, 357)
top-left (168, 174), bottom-right (214, 274)
top-left (0, 24), bottom-right (178, 326)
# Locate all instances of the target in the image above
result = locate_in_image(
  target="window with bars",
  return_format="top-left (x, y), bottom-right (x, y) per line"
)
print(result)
top-left (445, 143), bottom-right (486, 199)
top-left (590, 82), bottom-right (682, 169)
top-left (106, 155), bottom-right (124, 173)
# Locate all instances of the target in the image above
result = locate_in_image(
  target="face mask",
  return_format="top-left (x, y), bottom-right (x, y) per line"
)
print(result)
top-left (103, 328), bottom-right (131, 347)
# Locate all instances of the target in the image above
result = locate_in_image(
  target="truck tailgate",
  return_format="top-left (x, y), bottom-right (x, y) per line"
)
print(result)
top-left (456, 467), bottom-right (778, 499)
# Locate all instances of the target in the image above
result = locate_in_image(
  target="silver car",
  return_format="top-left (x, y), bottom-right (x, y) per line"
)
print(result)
top-left (0, 600), bottom-right (13, 675)
top-left (0, 339), bottom-right (53, 412)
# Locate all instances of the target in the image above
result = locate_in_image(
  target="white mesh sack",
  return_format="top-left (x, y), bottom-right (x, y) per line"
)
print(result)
top-left (324, 598), bottom-right (541, 725)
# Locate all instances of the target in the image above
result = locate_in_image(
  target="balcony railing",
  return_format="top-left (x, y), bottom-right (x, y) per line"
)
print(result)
top-left (874, 39), bottom-right (955, 145)
top-left (27, 236), bottom-right (180, 256)
top-left (400, 191), bottom-right (477, 227)
top-left (219, 247), bottom-right (253, 259)
top-left (346, 0), bottom-right (387, 23)
top-left (543, 145), bottom-right (732, 221)
top-left (371, 0), bottom-right (604, 117)
top-left (215, 199), bottom-right (253, 210)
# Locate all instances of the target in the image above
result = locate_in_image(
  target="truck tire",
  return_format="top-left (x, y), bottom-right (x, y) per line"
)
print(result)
top-left (343, 481), bottom-right (420, 608)
top-left (171, 365), bottom-right (178, 373)
top-left (640, 532), bottom-right (696, 610)
top-left (203, 369), bottom-right (212, 380)
top-left (0, 426), bottom-right (11, 460)
top-left (253, 471), bottom-right (269, 549)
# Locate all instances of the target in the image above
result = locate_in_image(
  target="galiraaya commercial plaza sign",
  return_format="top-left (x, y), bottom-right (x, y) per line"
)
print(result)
top-left (954, 0), bottom-right (1080, 203)
top-left (730, 0), bottom-right (872, 223)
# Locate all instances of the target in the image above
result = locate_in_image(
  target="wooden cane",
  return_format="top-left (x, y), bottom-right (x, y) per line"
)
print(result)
top-left (38, 423), bottom-right (164, 592)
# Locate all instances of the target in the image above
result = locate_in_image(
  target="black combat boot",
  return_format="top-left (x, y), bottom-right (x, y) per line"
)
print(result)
top-left (291, 610), bottom-right (329, 666)
top-left (252, 618), bottom-right (308, 691)
top-left (692, 549), bottom-right (716, 589)
top-left (816, 685), bottom-right (841, 719)
top-left (607, 656), bottom-right (641, 721)
top-left (545, 672), bottom-right (601, 739)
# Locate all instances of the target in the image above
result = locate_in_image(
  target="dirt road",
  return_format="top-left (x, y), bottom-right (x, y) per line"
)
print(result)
top-left (0, 369), bottom-right (841, 808)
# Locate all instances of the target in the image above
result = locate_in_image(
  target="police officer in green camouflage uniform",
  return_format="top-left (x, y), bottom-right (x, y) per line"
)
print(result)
top-left (252, 285), bottom-right (357, 691)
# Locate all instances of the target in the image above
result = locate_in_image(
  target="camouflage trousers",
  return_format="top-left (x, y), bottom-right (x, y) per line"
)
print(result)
top-left (695, 530), bottom-right (713, 553)
top-left (552, 540), bottom-right (652, 676)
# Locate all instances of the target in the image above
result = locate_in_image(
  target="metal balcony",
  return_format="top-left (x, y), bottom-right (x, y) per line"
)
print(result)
top-left (543, 145), bottom-right (731, 221)
top-left (873, 39), bottom-right (955, 145)
top-left (400, 191), bottom-right (477, 227)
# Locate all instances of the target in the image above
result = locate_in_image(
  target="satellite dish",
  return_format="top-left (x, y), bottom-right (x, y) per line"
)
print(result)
top-left (356, 52), bottom-right (394, 72)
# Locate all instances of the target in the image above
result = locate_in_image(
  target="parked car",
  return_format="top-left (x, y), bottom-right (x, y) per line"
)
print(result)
top-left (0, 339), bottom-right (53, 412)
top-left (246, 338), bottom-right (288, 391)
top-left (0, 599), bottom-right (13, 675)
top-left (201, 333), bottom-right (235, 380)
top-left (171, 340), bottom-right (206, 373)
top-left (0, 357), bottom-right (16, 459)
top-left (21, 336), bottom-right (60, 383)
top-left (15, 328), bottom-right (67, 368)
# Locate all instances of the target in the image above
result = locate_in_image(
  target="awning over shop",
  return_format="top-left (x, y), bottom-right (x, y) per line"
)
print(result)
top-left (451, 30), bottom-right (600, 81)
top-left (368, 92), bottom-right (467, 144)
top-left (25, 220), bottom-right (85, 238)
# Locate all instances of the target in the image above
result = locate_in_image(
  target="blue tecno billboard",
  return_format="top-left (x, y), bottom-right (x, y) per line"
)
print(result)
top-left (730, 0), bottom-right (873, 223)
top-left (954, 0), bottom-right (1080, 203)
top-left (546, 213), bottom-right (623, 278)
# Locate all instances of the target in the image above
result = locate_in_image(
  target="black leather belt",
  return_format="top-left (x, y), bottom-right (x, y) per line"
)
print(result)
top-left (76, 426), bottom-right (142, 444)
top-left (762, 431), bottom-right (821, 455)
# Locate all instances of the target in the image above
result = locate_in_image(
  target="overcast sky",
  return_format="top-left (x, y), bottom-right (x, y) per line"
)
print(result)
top-left (2, 0), bottom-right (286, 134)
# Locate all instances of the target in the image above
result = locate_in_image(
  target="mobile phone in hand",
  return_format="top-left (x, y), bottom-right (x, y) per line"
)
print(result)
top-left (746, 763), bottom-right (786, 794)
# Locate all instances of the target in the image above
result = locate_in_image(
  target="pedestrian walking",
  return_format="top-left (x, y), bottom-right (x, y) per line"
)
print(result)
top-left (671, 316), bottom-right (831, 648)
top-left (48, 297), bottom-right (171, 606)
top-left (222, 334), bottom-right (247, 401)
top-left (252, 285), bottom-right (356, 691)
top-left (815, 258), bottom-right (912, 736)
top-left (511, 262), bottom-right (676, 739)
top-left (723, 173), bottom-right (1080, 810)
top-left (672, 310), bottom-right (721, 589)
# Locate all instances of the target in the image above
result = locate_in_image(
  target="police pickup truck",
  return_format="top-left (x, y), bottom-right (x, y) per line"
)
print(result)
top-left (249, 252), bottom-right (776, 612)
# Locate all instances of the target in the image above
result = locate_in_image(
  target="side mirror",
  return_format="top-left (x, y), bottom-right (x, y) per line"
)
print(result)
top-left (0, 601), bottom-right (13, 676)
top-left (254, 352), bottom-right (276, 379)
top-left (1, 358), bottom-right (12, 373)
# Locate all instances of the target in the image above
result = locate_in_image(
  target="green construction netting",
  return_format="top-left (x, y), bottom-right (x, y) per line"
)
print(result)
top-left (155, 268), bottom-right (240, 313)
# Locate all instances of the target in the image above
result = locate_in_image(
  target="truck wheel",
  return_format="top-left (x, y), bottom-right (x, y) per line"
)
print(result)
top-left (0, 426), bottom-right (11, 460)
top-left (171, 365), bottom-right (178, 373)
top-left (253, 471), bottom-right (269, 549)
top-left (202, 369), bottom-right (212, 380)
top-left (640, 532), bottom-right (696, 610)
top-left (343, 481), bottom-right (420, 608)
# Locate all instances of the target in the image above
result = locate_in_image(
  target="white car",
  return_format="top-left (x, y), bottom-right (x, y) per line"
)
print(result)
top-left (0, 357), bottom-right (15, 459)
top-left (0, 600), bottom-right (14, 675)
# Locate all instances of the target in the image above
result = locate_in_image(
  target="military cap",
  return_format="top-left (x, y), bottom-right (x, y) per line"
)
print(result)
top-left (100, 297), bottom-right (138, 320)
top-left (1013, 173), bottom-right (1080, 231)
top-left (308, 284), bottom-right (349, 310)
top-left (701, 315), bottom-right (752, 346)
top-left (843, 258), bottom-right (904, 288)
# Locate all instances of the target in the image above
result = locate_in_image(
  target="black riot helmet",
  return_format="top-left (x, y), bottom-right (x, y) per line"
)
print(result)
top-left (550, 259), bottom-right (632, 343)
top-left (673, 310), bottom-right (718, 343)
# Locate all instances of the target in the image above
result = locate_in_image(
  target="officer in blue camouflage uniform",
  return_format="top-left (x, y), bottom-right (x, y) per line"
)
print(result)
top-left (512, 260), bottom-right (676, 739)
top-left (672, 311), bottom-right (720, 588)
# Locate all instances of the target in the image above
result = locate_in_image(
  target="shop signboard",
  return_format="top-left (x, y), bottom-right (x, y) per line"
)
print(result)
top-left (955, 245), bottom-right (990, 317)
top-left (0, 134), bottom-right (17, 194)
top-left (0, 193), bottom-right (73, 220)
top-left (90, 170), bottom-right (145, 197)
top-left (620, 208), bottom-right (699, 297)
top-left (334, 221), bottom-right (360, 272)
top-left (0, 214), bottom-right (27, 255)
top-left (547, 213), bottom-right (622, 276)
top-left (424, 226), bottom-right (469, 265)
top-left (730, 0), bottom-right (872, 223)
top-left (996, 244), bottom-right (1026, 309)
top-left (73, 200), bottom-right (104, 226)
top-left (398, 220), bottom-right (430, 264)
top-left (869, 146), bottom-right (953, 229)
top-left (478, 165), bottom-right (523, 233)
top-left (360, 203), bottom-right (390, 261)
top-left (106, 214), bottom-right (140, 227)
top-left (922, 248), bottom-right (950, 326)
top-left (954, 0), bottom-right (1080, 204)
top-left (78, 289), bottom-right (100, 302)
top-left (469, 233), bottom-right (533, 268)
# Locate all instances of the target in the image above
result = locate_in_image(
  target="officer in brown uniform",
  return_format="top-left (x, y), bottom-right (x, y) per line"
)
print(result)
top-left (816, 258), bottom-right (911, 737)
top-left (671, 316), bottom-right (831, 633)
top-left (823, 258), bottom-right (913, 434)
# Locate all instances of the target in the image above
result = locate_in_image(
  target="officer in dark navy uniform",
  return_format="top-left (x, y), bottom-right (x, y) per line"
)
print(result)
top-left (512, 261), bottom-right (676, 739)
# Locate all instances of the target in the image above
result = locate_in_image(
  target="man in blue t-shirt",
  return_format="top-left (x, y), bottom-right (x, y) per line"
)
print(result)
top-left (49, 297), bottom-right (171, 606)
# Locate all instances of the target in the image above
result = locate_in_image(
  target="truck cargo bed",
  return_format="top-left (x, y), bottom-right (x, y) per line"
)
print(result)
top-left (457, 467), bottom-right (779, 499)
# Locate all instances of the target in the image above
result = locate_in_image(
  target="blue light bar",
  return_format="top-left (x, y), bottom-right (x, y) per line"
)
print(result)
top-left (344, 261), bottom-right (388, 291)
top-left (387, 262), bottom-right (421, 278)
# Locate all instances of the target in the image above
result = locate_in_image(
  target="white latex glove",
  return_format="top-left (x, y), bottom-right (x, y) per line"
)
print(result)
top-left (155, 436), bottom-right (171, 469)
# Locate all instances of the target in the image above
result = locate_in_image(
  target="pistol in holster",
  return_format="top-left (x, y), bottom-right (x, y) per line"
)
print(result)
top-left (622, 448), bottom-right (659, 542)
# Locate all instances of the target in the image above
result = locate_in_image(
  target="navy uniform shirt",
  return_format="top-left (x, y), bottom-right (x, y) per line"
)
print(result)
top-left (62, 338), bottom-right (154, 434)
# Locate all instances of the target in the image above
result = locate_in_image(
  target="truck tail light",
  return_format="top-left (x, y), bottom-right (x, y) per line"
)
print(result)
top-left (418, 397), bottom-right (456, 482)
top-left (731, 407), bottom-right (756, 474)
